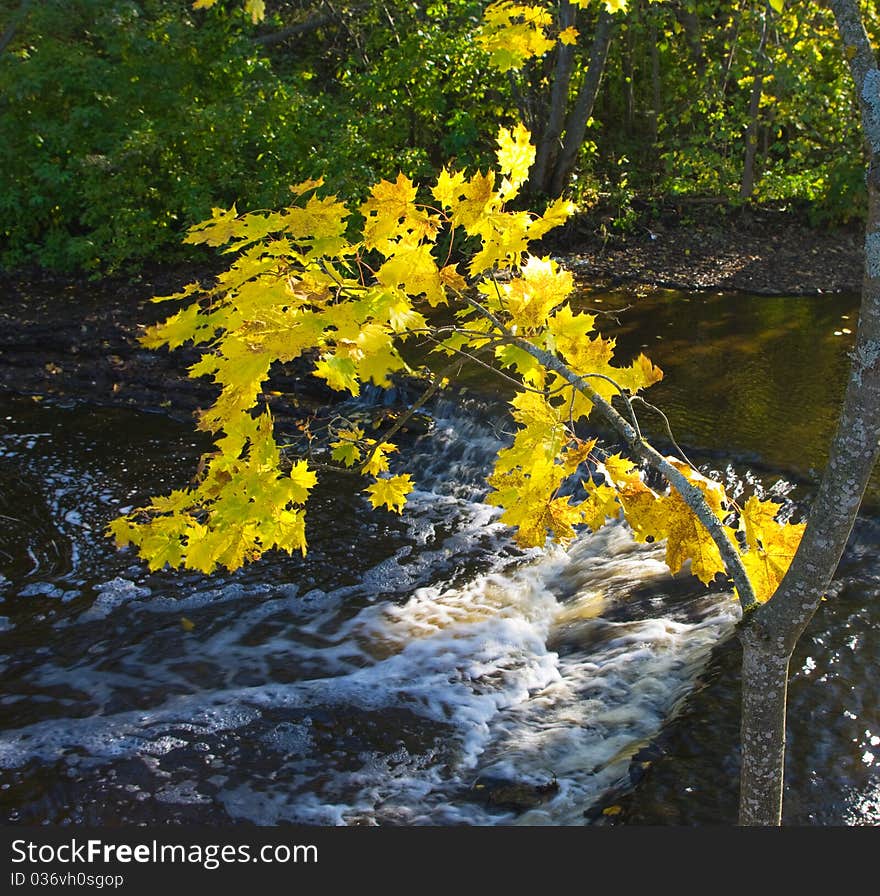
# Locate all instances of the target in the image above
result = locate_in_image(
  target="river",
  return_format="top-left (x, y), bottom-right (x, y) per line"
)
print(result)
top-left (1, 287), bottom-right (878, 825)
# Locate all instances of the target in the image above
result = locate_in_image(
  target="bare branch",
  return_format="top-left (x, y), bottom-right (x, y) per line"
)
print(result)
top-left (254, 3), bottom-right (370, 47)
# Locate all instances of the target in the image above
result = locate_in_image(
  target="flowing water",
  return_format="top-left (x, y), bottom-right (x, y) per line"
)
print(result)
top-left (0, 287), bottom-right (878, 826)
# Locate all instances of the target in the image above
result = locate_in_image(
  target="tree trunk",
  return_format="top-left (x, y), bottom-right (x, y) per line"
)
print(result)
top-left (719, 2), bottom-right (744, 98)
top-left (530, 1), bottom-right (577, 195)
top-left (738, 625), bottom-right (790, 825)
top-left (739, 9), bottom-right (769, 200)
top-left (0, 0), bottom-right (32, 56)
top-left (672, 0), bottom-right (705, 76)
top-left (622, 4), bottom-right (636, 136)
top-left (737, 0), bottom-right (880, 825)
top-left (650, 16), bottom-right (661, 143)
top-left (548, 9), bottom-right (617, 197)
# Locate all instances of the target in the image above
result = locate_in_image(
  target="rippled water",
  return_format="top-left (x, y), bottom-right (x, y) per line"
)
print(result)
top-left (1, 287), bottom-right (878, 825)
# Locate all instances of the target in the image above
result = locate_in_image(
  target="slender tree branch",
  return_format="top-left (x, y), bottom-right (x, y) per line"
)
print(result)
top-left (461, 293), bottom-right (757, 609)
top-left (0, 0), bottom-right (31, 56)
top-left (630, 395), bottom-right (696, 469)
top-left (513, 336), bottom-right (758, 611)
top-left (255, 16), bottom-right (334, 46)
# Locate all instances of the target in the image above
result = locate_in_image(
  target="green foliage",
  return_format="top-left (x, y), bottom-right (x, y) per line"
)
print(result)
top-left (3, 0), bottom-right (878, 272)
top-left (290, 1), bottom-right (505, 196)
top-left (594, 0), bottom-right (877, 221)
top-left (479, 0), bottom-right (875, 223)
top-left (0, 0), bottom-right (313, 270)
top-left (0, 0), bottom-right (508, 272)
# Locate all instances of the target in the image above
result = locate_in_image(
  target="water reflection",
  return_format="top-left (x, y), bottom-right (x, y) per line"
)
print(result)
top-left (578, 288), bottom-right (868, 500)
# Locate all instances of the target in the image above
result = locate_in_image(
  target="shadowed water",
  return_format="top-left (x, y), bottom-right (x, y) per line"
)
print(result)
top-left (0, 287), bottom-right (877, 825)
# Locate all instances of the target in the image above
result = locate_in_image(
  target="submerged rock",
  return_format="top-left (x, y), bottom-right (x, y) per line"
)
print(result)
top-left (468, 774), bottom-right (559, 812)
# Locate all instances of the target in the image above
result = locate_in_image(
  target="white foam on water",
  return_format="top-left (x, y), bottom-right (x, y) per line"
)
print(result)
top-left (0, 396), bottom-right (742, 825)
top-left (0, 515), bottom-right (740, 825)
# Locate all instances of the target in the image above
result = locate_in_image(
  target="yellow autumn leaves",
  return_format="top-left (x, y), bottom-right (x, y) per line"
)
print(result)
top-left (109, 411), bottom-right (314, 572)
top-left (111, 120), bottom-right (803, 605)
top-left (476, 1), bottom-right (658, 72)
top-left (487, 426), bottom-right (804, 604)
top-left (111, 123), bottom-right (556, 573)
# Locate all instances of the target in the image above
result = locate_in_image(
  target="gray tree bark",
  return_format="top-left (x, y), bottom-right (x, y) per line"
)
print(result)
top-left (736, 0), bottom-right (880, 825)
top-left (549, 9), bottom-right (617, 197)
top-left (739, 9), bottom-right (769, 200)
top-left (0, 0), bottom-right (32, 56)
top-left (530, 1), bottom-right (577, 196)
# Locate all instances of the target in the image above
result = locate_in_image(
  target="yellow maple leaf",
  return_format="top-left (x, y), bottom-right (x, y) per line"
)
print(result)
top-left (376, 244), bottom-right (445, 306)
top-left (546, 496), bottom-right (586, 542)
top-left (433, 167), bottom-right (468, 209)
top-left (507, 256), bottom-right (574, 330)
top-left (741, 495), bottom-right (783, 551)
top-left (149, 489), bottom-right (195, 514)
top-left (739, 496), bottom-right (805, 602)
top-left (183, 523), bottom-right (224, 574)
top-left (274, 508), bottom-right (308, 556)
top-left (289, 177), bottom-right (325, 197)
top-left (496, 123), bottom-right (536, 196)
top-left (615, 353), bottom-right (664, 393)
top-left (562, 438), bottom-right (597, 473)
top-left (510, 389), bottom-right (562, 429)
top-left (286, 460), bottom-right (318, 504)
top-left (439, 264), bottom-right (468, 295)
top-left (141, 303), bottom-right (204, 350)
top-left (184, 205), bottom-right (239, 247)
top-left (330, 428), bottom-right (364, 467)
top-left (529, 195), bottom-right (577, 241)
top-left (600, 454), bottom-right (665, 543)
top-left (652, 463), bottom-right (732, 585)
top-left (245, 0), bottom-right (265, 23)
top-left (548, 305), bottom-right (596, 353)
top-left (361, 174), bottom-right (436, 251)
top-left (468, 210), bottom-right (532, 274)
top-left (558, 26), bottom-right (579, 45)
top-left (579, 482), bottom-right (620, 532)
top-left (365, 474), bottom-right (413, 514)
top-left (361, 441), bottom-right (397, 477)
top-left (487, 452), bottom-right (585, 547)
top-left (451, 171), bottom-right (498, 231)
top-left (477, 3), bottom-right (556, 72)
top-left (107, 516), bottom-right (140, 549)
top-left (740, 526), bottom-right (804, 603)
top-left (662, 500), bottom-right (734, 585)
top-left (314, 354), bottom-right (360, 395)
top-left (494, 344), bottom-right (545, 387)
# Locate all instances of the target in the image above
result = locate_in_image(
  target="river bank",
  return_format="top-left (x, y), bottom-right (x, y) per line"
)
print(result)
top-left (0, 214), bottom-right (864, 420)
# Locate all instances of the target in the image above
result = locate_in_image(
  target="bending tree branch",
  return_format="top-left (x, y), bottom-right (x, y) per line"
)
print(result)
top-left (461, 294), bottom-right (758, 610)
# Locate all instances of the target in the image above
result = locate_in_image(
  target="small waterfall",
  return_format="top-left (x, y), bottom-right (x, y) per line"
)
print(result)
top-left (0, 390), bottom-right (743, 825)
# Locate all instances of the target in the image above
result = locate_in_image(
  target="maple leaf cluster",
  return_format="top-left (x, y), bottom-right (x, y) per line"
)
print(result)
top-left (111, 123), bottom-right (802, 605)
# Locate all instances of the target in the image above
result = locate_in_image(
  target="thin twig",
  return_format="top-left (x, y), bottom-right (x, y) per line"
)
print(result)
top-left (630, 395), bottom-right (696, 469)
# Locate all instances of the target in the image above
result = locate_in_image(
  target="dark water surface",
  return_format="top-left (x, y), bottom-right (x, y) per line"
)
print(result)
top-left (0, 287), bottom-right (877, 826)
